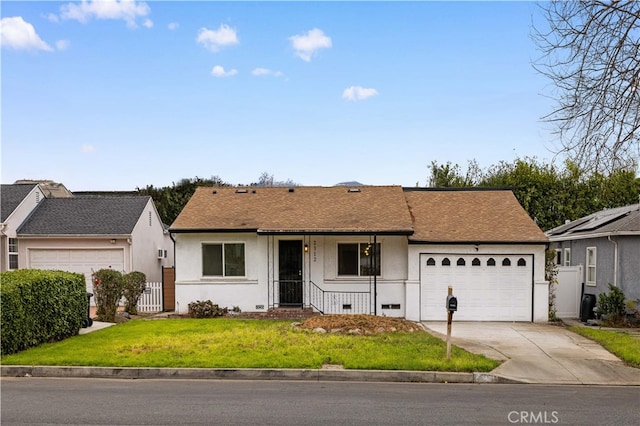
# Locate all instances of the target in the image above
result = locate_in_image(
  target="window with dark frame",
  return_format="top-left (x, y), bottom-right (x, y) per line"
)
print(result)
top-left (338, 243), bottom-right (380, 276)
top-left (202, 243), bottom-right (245, 277)
top-left (8, 238), bottom-right (18, 270)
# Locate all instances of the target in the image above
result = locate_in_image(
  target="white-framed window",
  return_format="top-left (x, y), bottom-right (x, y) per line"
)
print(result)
top-left (564, 248), bottom-right (571, 266)
top-left (554, 249), bottom-right (562, 265)
top-left (202, 243), bottom-right (245, 277)
top-left (8, 238), bottom-right (18, 270)
top-left (338, 242), bottom-right (381, 276)
top-left (586, 247), bottom-right (596, 286)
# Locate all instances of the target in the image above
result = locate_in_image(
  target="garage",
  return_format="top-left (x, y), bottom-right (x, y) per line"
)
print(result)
top-left (420, 253), bottom-right (533, 321)
top-left (28, 248), bottom-right (125, 295)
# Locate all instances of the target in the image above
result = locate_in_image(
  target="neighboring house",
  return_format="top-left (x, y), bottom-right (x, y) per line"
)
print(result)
top-left (1, 182), bottom-right (173, 300)
top-left (170, 186), bottom-right (549, 322)
top-left (546, 203), bottom-right (640, 301)
top-left (1, 184), bottom-right (46, 272)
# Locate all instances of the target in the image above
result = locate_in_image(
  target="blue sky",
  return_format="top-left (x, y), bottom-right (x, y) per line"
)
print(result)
top-left (1, 1), bottom-right (557, 191)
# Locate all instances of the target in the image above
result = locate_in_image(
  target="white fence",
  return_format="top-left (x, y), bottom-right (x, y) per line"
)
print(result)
top-left (555, 266), bottom-right (582, 319)
top-left (136, 282), bottom-right (163, 313)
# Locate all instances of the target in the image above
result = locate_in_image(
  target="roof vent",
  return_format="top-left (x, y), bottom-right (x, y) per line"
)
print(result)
top-left (235, 189), bottom-right (248, 194)
top-left (347, 188), bottom-right (361, 193)
top-left (288, 188), bottom-right (295, 193)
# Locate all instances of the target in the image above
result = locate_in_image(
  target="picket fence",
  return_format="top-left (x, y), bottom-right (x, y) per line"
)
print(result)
top-left (136, 282), bottom-right (163, 313)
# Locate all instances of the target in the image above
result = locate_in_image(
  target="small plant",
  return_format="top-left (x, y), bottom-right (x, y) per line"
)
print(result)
top-left (122, 271), bottom-right (147, 315)
top-left (92, 268), bottom-right (124, 322)
top-left (597, 284), bottom-right (626, 325)
top-left (188, 300), bottom-right (228, 318)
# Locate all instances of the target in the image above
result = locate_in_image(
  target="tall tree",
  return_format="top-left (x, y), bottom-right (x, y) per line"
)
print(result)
top-left (533, 1), bottom-right (640, 174)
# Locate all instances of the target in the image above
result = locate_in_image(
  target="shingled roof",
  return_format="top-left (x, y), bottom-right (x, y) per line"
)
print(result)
top-left (1, 184), bottom-right (39, 222)
top-left (404, 188), bottom-right (548, 243)
top-left (546, 203), bottom-right (640, 240)
top-left (17, 196), bottom-right (151, 236)
top-left (170, 186), bottom-right (414, 234)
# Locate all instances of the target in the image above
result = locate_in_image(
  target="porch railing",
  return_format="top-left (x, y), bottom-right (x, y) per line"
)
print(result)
top-left (309, 281), bottom-right (371, 315)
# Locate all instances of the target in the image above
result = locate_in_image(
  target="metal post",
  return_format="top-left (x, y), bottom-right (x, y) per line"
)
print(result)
top-left (446, 286), bottom-right (453, 360)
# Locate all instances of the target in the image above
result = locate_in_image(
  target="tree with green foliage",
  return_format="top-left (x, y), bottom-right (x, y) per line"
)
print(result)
top-left (92, 268), bottom-right (124, 322)
top-left (138, 176), bottom-right (229, 225)
top-left (427, 158), bottom-right (640, 230)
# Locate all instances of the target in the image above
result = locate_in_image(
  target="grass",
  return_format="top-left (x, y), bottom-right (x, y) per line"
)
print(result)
top-left (1, 319), bottom-right (500, 372)
top-left (569, 326), bottom-right (640, 368)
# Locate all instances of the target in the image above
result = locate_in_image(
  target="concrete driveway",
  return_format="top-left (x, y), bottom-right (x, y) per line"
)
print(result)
top-left (423, 321), bottom-right (640, 385)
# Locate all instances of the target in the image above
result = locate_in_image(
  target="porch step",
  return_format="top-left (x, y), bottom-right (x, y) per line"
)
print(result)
top-left (236, 307), bottom-right (319, 320)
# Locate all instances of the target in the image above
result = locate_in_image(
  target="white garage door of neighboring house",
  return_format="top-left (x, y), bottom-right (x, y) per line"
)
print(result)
top-left (28, 249), bottom-right (125, 298)
top-left (420, 254), bottom-right (533, 321)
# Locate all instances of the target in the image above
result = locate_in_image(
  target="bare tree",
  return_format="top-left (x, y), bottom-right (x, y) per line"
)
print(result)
top-left (533, 0), bottom-right (640, 173)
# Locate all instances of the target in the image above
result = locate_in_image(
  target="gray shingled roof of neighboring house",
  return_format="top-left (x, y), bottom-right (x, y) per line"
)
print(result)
top-left (1, 184), bottom-right (39, 222)
top-left (17, 196), bottom-right (151, 236)
top-left (546, 203), bottom-right (640, 239)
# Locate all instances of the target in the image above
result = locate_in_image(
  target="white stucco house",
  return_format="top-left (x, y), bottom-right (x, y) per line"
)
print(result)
top-left (1, 183), bottom-right (173, 299)
top-left (170, 186), bottom-right (549, 322)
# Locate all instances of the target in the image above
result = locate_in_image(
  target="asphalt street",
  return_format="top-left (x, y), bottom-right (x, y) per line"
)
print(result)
top-left (2, 378), bottom-right (638, 425)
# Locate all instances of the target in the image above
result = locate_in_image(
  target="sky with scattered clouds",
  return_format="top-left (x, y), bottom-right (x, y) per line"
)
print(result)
top-left (2, 1), bottom-right (559, 191)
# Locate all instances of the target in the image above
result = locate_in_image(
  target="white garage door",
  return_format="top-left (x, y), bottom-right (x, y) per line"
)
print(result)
top-left (29, 249), bottom-right (125, 296)
top-left (420, 254), bottom-right (533, 321)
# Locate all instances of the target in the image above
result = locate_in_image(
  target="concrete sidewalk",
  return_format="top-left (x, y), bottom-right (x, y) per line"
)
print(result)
top-left (422, 321), bottom-right (640, 385)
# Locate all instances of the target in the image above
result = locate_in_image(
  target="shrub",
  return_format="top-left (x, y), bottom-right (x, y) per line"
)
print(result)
top-left (122, 271), bottom-right (147, 315)
top-left (597, 284), bottom-right (626, 324)
top-left (1, 269), bottom-right (86, 355)
top-left (188, 300), bottom-right (227, 318)
top-left (92, 269), bottom-right (123, 322)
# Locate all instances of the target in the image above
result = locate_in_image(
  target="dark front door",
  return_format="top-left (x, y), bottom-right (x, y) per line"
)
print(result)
top-left (279, 240), bottom-right (303, 306)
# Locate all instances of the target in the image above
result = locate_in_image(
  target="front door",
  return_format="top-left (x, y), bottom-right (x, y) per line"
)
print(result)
top-left (279, 240), bottom-right (303, 306)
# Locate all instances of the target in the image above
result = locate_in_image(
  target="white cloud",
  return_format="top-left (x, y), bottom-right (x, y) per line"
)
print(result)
top-left (289, 28), bottom-right (331, 62)
top-left (342, 86), bottom-right (379, 101)
top-left (0, 16), bottom-right (53, 51)
top-left (59, 0), bottom-right (152, 29)
top-left (44, 13), bottom-right (59, 23)
top-left (56, 39), bottom-right (71, 50)
top-left (168, 22), bottom-right (179, 31)
top-left (142, 18), bottom-right (153, 28)
top-left (252, 67), bottom-right (283, 77)
top-left (197, 24), bottom-right (238, 52)
top-left (211, 65), bottom-right (238, 77)
top-left (81, 144), bottom-right (96, 153)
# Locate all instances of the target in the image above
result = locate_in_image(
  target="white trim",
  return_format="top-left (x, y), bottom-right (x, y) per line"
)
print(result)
top-left (586, 247), bottom-right (597, 287)
top-left (563, 247), bottom-right (571, 266)
top-left (201, 241), bottom-right (246, 278)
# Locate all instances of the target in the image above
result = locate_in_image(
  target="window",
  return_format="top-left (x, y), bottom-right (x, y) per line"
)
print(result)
top-left (564, 248), bottom-right (571, 266)
top-left (555, 249), bottom-right (562, 265)
top-left (487, 258), bottom-right (496, 266)
top-left (517, 258), bottom-right (527, 267)
top-left (457, 257), bottom-right (466, 266)
top-left (586, 247), bottom-right (596, 286)
top-left (202, 243), bottom-right (245, 277)
top-left (338, 243), bottom-right (380, 276)
top-left (8, 238), bottom-right (18, 270)
top-left (502, 258), bottom-right (511, 266)
top-left (472, 258), bottom-right (481, 266)
top-left (426, 257), bottom-right (435, 266)
top-left (442, 258), bottom-right (451, 266)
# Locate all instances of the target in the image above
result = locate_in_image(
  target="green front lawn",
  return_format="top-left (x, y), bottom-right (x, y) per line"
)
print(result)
top-left (569, 326), bottom-right (640, 368)
top-left (1, 319), bottom-right (499, 372)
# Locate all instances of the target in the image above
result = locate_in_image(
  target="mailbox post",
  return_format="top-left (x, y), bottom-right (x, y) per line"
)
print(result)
top-left (445, 286), bottom-right (457, 360)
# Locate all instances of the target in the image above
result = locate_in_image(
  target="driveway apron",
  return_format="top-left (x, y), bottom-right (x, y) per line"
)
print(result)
top-left (422, 322), bottom-right (640, 385)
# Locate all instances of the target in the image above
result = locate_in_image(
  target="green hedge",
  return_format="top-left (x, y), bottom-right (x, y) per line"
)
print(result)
top-left (1, 269), bottom-right (87, 355)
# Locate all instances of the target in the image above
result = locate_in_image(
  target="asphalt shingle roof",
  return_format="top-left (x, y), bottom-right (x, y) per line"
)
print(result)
top-left (171, 186), bottom-right (415, 234)
top-left (17, 196), bottom-right (151, 236)
top-left (404, 189), bottom-right (548, 243)
top-left (546, 203), bottom-right (640, 239)
top-left (1, 184), bottom-right (38, 222)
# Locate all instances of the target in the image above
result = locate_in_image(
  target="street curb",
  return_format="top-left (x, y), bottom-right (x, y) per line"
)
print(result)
top-left (0, 366), bottom-right (522, 384)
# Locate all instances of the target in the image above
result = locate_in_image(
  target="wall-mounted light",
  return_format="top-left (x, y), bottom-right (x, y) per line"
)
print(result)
top-left (304, 244), bottom-right (309, 253)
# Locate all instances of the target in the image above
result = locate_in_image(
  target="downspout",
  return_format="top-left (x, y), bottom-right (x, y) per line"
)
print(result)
top-left (608, 235), bottom-right (618, 287)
